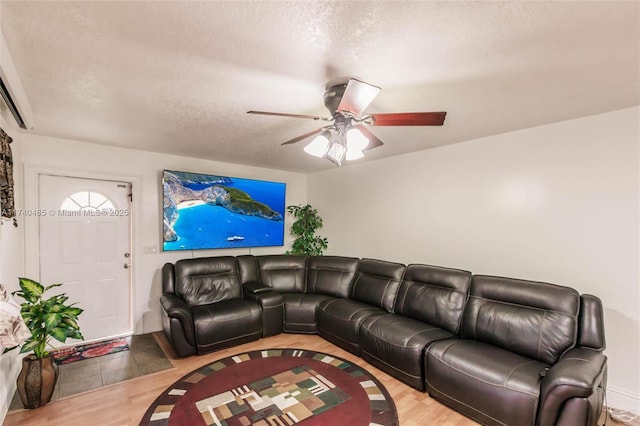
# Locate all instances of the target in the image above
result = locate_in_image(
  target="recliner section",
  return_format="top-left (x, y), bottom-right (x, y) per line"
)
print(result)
top-left (257, 255), bottom-right (326, 333)
top-left (425, 275), bottom-right (581, 426)
top-left (160, 254), bottom-right (607, 426)
top-left (160, 256), bottom-right (263, 355)
top-left (317, 258), bottom-right (405, 355)
top-left (359, 263), bottom-right (472, 390)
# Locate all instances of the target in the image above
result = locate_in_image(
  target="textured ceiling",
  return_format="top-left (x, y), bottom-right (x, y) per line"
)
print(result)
top-left (1, 1), bottom-right (638, 172)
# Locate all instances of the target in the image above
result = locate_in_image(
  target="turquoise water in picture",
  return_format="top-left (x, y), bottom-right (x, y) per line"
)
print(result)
top-left (163, 176), bottom-right (285, 251)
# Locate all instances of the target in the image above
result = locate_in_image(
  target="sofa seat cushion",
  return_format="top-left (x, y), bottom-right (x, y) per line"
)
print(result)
top-left (317, 299), bottom-right (387, 355)
top-left (192, 299), bottom-right (262, 354)
top-left (426, 339), bottom-right (548, 426)
top-left (360, 314), bottom-right (455, 390)
top-left (281, 293), bottom-right (335, 333)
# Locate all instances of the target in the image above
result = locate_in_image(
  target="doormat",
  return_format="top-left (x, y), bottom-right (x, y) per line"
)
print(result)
top-left (53, 337), bottom-right (130, 364)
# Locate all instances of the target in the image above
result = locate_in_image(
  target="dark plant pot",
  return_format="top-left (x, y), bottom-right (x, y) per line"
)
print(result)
top-left (17, 354), bottom-right (59, 409)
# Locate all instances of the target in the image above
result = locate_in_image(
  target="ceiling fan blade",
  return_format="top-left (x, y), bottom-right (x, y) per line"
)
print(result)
top-left (282, 126), bottom-right (331, 145)
top-left (370, 111), bottom-right (447, 126)
top-left (353, 125), bottom-right (384, 150)
top-left (247, 110), bottom-right (332, 121)
top-left (336, 79), bottom-right (381, 116)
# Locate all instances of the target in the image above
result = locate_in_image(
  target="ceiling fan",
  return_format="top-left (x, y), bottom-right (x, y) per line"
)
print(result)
top-left (247, 78), bottom-right (446, 166)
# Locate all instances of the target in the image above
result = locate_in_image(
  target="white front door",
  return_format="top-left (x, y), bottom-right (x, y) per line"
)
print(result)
top-left (38, 174), bottom-right (132, 343)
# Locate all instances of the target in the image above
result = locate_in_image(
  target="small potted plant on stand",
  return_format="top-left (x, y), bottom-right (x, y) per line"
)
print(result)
top-left (4, 277), bottom-right (84, 408)
top-left (285, 204), bottom-right (329, 255)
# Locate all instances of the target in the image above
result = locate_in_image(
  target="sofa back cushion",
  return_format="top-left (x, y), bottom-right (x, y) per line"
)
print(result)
top-left (257, 255), bottom-right (307, 293)
top-left (175, 257), bottom-right (242, 306)
top-left (351, 259), bottom-right (405, 312)
top-left (463, 275), bottom-right (580, 364)
top-left (395, 264), bottom-right (472, 334)
top-left (237, 255), bottom-right (259, 285)
top-left (306, 256), bottom-right (359, 298)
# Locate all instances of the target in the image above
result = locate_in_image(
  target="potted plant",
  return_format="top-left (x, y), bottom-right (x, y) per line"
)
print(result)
top-left (4, 277), bottom-right (84, 408)
top-left (285, 204), bottom-right (329, 256)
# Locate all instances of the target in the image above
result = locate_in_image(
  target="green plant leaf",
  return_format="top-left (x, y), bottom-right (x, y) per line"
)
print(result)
top-left (70, 330), bottom-right (84, 340)
top-left (20, 309), bottom-right (34, 321)
top-left (64, 307), bottom-right (83, 317)
top-left (50, 327), bottom-right (69, 343)
top-left (47, 304), bottom-right (65, 313)
top-left (44, 312), bottom-right (62, 333)
top-left (45, 294), bottom-right (69, 308)
top-left (61, 317), bottom-right (80, 330)
top-left (19, 339), bottom-right (40, 354)
top-left (44, 313), bottom-right (62, 333)
top-left (43, 283), bottom-right (63, 292)
top-left (18, 278), bottom-right (44, 303)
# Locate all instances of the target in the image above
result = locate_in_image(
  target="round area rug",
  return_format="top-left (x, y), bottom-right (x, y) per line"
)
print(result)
top-left (140, 348), bottom-right (398, 426)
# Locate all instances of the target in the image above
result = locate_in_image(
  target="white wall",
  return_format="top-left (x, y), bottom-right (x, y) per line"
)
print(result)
top-left (0, 104), bottom-right (26, 422)
top-left (308, 107), bottom-right (640, 411)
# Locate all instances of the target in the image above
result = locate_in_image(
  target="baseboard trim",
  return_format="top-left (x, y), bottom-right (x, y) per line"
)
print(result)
top-left (607, 385), bottom-right (640, 413)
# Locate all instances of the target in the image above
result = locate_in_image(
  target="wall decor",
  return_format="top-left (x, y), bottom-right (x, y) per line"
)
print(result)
top-left (0, 127), bottom-right (17, 226)
top-left (162, 170), bottom-right (285, 251)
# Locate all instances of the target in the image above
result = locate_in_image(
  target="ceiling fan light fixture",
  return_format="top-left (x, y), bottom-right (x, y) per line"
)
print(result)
top-left (304, 133), bottom-right (330, 157)
top-left (346, 127), bottom-right (369, 151)
top-left (303, 126), bottom-right (368, 164)
top-left (346, 148), bottom-right (364, 161)
top-left (325, 140), bottom-right (347, 166)
top-left (250, 77), bottom-right (446, 167)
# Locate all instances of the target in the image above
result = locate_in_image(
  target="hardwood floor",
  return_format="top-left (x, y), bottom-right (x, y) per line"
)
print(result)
top-left (2, 332), bottom-right (477, 425)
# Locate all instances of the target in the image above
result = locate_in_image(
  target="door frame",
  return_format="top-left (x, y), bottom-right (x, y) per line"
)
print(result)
top-left (23, 163), bottom-right (144, 335)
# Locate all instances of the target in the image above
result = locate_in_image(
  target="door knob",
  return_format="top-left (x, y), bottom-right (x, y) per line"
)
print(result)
top-left (124, 263), bottom-right (130, 269)
top-left (124, 253), bottom-right (130, 258)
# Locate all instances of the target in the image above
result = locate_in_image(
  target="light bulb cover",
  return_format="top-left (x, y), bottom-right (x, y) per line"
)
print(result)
top-left (326, 141), bottom-right (347, 166)
top-left (346, 148), bottom-right (364, 161)
top-left (346, 128), bottom-right (369, 151)
top-left (304, 134), bottom-right (330, 157)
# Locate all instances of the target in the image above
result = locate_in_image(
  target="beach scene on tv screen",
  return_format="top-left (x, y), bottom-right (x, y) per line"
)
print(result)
top-left (163, 170), bottom-right (285, 251)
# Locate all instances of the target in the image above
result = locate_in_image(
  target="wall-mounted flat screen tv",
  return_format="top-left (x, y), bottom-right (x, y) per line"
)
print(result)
top-left (162, 170), bottom-right (286, 251)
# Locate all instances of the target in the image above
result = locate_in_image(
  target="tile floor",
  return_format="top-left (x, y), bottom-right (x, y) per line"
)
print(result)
top-left (9, 333), bottom-right (173, 411)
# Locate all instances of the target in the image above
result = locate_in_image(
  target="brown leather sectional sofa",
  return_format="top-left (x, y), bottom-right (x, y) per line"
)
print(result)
top-left (160, 254), bottom-right (607, 426)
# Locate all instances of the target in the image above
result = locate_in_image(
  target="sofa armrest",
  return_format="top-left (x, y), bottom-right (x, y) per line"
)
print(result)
top-left (243, 281), bottom-right (273, 294)
top-left (537, 347), bottom-right (607, 426)
top-left (162, 263), bottom-right (176, 294)
top-left (160, 293), bottom-right (195, 343)
top-left (242, 281), bottom-right (283, 338)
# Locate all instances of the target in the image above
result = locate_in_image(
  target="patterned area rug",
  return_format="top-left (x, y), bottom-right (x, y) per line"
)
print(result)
top-left (141, 348), bottom-right (398, 426)
top-left (53, 337), bottom-right (129, 364)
